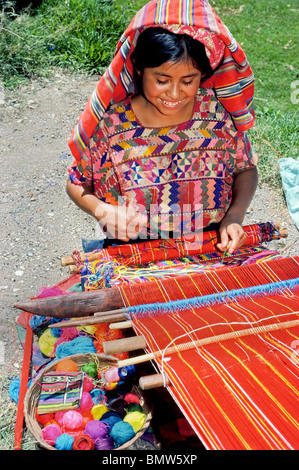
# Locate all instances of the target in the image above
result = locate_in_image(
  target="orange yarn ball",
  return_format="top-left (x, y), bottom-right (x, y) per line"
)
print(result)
top-left (55, 359), bottom-right (78, 372)
top-left (94, 324), bottom-right (129, 359)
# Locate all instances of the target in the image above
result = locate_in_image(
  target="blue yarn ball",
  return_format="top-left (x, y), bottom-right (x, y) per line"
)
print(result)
top-left (55, 336), bottom-right (96, 359)
top-left (55, 433), bottom-right (74, 450)
top-left (90, 388), bottom-right (106, 404)
top-left (9, 378), bottom-right (20, 403)
top-left (100, 411), bottom-right (123, 428)
top-left (110, 421), bottom-right (135, 447)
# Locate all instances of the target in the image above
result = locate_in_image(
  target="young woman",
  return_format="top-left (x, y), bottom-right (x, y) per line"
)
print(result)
top-left (66, 1), bottom-right (257, 254)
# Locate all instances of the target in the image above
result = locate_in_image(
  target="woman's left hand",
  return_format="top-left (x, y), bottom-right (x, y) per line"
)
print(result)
top-left (216, 215), bottom-right (247, 254)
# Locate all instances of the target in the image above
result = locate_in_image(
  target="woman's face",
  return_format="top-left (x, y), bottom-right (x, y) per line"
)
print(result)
top-left (140, 59), bottom-right (202, 125)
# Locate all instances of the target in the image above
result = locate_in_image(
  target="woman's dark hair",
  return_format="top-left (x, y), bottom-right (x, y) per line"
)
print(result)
top-left (131, 27), bottom-right (214, 92)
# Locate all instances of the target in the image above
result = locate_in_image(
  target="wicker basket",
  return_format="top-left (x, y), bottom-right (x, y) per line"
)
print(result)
top-left (24, 353), bottom-right (152, 450)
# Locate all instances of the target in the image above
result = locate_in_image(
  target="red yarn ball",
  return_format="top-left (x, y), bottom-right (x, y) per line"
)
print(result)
top-left (35, 410), bottom-right (55, 426)
top-left (83, 376), bottom-right (94, 392)
top-left (73, 434), bottom-right (95, 450)
top-left (124, 392), bottom-right (140, 404)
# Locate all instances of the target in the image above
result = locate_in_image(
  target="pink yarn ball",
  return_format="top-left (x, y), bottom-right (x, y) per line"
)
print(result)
top-left (84, 420), bottom-right (110, 441)
top-left (124, 392), bottom-right (140, 404)
top-left (55, 410), bottom-right (66, 426)
top-left (42, 423), bottom-right (62, 446)
top-left (83, 376), bottom-right (94, 392)
top-left (104, 367), bottom-right (120, 382)
top-left (78, 392), bottom-right (93, 413)
top-left (62, 410), bottom-right (84, 430)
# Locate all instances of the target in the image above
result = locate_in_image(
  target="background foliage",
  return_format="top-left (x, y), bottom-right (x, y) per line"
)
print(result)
top-left (0, 0), bottom-right (298, 185)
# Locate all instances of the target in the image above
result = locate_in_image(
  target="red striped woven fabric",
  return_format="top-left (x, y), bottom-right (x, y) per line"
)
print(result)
top-left (90, 223), bottom-right (280, 267)
top-left (123, 257), bottom-right (299, 449)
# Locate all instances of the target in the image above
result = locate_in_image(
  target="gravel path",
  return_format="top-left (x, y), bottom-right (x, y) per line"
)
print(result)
top-left (0, 70), bottom-right (298, 448)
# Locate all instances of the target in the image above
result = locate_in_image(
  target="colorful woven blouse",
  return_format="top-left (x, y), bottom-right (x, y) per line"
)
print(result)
top-left (68, 88), bottom-right (255, 237)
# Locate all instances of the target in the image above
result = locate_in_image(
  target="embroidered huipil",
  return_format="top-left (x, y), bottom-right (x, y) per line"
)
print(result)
top-left (68, 88), bottom-right (255, 237)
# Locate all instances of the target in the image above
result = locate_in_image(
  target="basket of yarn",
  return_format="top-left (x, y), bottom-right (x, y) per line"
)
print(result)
top-left (24, 353), bottom-right (152, 451)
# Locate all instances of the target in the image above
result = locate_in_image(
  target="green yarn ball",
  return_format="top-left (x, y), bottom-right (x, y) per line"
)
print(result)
top-left (80, 362), bottom-right (98, 379)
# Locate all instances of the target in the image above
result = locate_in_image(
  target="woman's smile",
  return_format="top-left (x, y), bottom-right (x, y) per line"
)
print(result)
top-left (132, 59), bottom-right (202, 127)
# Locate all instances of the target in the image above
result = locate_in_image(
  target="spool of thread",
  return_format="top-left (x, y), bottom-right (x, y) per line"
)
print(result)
top-left (84, 420), bottom-right (110, 441)
top-left (36, 410), bottom-right (55, 426)
top-left (100, 411), bottom-right (123, 428)
top-left (127, 403), bottom-right (143, 413)
top-left (42, 423), bottom-right (62, 446)
top-left (123, 411), bottom-right (147, 433)
top-left (94, 436), bottom-right (115, 450)
top-left (55, 433), bottom-right (74, 450)
top-left (81, 362), bottom-right (98, 379)
top-left (124, 392), bottom-right (140, 404)
top-left (78, 391), bottom-right (93, 413)
top-left (104, 367), bottom-right (120, 382)
top-left (81, 411), bottom-right (93, 428)
top-left (118, 365), bottom-right (136, 380)
top-left (55, 358), bottom-right (78, 372)
top-left (110, 421), bottom-right (135, 447)
top-left (91, 403), bottom-right (109, 420)
top-left (62, 410), bottom-right (84, 430)
top-left (73, 434), bottom-right (95, 450)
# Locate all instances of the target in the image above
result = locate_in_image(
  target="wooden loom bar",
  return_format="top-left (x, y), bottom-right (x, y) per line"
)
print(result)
top-left (103, 335), bottom-right (146, 355)
top-left (117, 319), bottom-right (299, 367)
top-left (48, 311), bottom-right (126, 328)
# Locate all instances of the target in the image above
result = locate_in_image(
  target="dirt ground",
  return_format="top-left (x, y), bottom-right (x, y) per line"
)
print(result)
top-left (0, 69), bottom-right (298, 447)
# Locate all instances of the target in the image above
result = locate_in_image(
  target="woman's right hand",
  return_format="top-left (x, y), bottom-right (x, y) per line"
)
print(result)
top-left (95, 202), bottom-right (148, 241)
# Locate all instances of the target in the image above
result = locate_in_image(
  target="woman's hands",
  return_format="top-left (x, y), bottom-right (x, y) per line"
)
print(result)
top-left (216, 214), bottom-right (247, 254)
top-left (95, 202), bottom-right (148, 241)
top-left (66, 179), bottom-right (147, 241)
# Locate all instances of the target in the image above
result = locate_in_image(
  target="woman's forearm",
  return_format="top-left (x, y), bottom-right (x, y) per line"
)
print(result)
top-left (226, 166), bottom-right (258, 222)
top-left (66, 178), bottom-right (106, 220)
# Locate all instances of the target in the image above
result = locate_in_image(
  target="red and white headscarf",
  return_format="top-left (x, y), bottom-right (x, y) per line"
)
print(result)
top-left (69, 0), bottom-right (255, 176)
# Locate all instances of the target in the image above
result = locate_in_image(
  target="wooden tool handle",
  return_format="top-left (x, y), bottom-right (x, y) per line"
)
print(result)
top-left (139, 374), bottom-right (170, 390)
top-left (103, 335), bottom-right (147, 355)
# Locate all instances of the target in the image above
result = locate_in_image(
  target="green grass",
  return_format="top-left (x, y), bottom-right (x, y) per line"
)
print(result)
top-left (0, 0), bottom-right (298, 185)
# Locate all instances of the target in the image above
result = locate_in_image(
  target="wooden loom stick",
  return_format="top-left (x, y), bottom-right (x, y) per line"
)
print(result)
top-left (109, 321), bottom-right (133, 330)
top-left (117, 319), bottom-right (299, 368)
top-left (48, 311), bottom-right (126, 328)
top-left (14, 287), bottom-right (126, 318)
top-left (103, 335), bottom-right (147, 355)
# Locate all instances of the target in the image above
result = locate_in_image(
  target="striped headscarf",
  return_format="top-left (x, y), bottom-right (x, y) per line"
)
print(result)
top-left (69, 0), bottom-right (255, 176)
